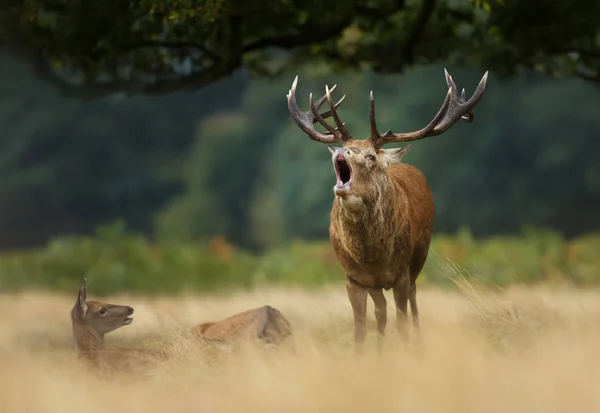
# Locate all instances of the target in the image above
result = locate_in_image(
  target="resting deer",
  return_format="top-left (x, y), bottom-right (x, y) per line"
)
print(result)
top-left (72, 279), bottom-right (291, 371)
top-left (190, 305), bottom-right (293, 348)
top-left (71, 279), bottom-right (228, 371)
top-left (286, 69), bottom-right (488, 352)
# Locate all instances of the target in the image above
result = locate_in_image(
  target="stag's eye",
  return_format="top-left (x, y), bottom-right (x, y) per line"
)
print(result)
top-left (365, 154), bottom-right (376, 162)
top-left (99, 308), bottom-right (107, 315)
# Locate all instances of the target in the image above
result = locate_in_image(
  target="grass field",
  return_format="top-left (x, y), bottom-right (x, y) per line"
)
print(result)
top-left (2, 272), bottom-right (600, 413)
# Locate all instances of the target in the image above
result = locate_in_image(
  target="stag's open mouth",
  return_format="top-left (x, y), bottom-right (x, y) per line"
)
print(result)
top-left (333, 153), bottom-right (352, 193)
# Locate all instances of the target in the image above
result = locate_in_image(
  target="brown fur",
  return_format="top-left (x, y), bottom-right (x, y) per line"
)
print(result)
top-left (286, 71), bottom-right (488, 352)
top-left (190, 305), bottom-right (293, 348)
top-left (70, 280), bottom-right (227, 373)
top-left (326, 139), bottom-right (434, 352)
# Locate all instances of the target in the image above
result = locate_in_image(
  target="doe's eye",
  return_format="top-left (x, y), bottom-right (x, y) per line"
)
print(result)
top-left (365, 154), bottom-right (376, 162)
top-left (99, 308), bottom-right (107, 315)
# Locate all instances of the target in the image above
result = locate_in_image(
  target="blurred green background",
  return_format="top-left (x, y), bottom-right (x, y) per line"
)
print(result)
top-left (0, 0), bottom-right (598, 294)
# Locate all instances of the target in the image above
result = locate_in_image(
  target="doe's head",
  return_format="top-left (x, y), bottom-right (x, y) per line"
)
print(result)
top-left (286, 69), bottom-right (489, 198)
top-left (71, 278), bottom-right (134, 336)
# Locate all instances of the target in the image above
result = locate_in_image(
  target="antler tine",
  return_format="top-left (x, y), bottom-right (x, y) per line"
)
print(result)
top-left (369, 91), bottom-right (381, 140)
top-left (431, 69), bottom-right (488, 133)
top-left (314, 84), bottom-right (346, 119)
top-left (372, 87), bottom-right (453, 147)
top-left (287, 76), bottom-right (347, 144)
top-left (459, 88), bottom-right (473, 122)
top-left (313, 84), bottom-right (342, 115)
top-left (325, 85), bottom-right (352, 141)
top-left (310, 92), bottom-right (346, 137)
top-left (311, 91), bottom-right (347, 135)
top-left (370, 69), bottom-right (489, 147)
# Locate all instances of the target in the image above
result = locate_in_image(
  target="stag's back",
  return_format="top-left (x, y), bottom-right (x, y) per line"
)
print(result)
top-left (389, 163), bottom-right (435, 245)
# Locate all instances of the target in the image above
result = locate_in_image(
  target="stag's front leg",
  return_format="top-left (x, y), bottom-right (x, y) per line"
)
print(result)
top-left (393, 271), bottom-right (411, 340)
top-left (346, 277), bottom-right (368, 354)
top-left (368, 289), bottom-right (387, 354)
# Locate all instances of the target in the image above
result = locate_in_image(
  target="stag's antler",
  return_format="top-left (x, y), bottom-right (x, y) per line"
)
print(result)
top-left (369, 69), bottom-right (489, 147)
top-left (287, 76), bottom-right (353, 143)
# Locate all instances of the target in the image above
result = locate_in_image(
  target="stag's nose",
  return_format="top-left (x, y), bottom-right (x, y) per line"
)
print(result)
top-left (334, 147), bottom-right (348, 158)
top-left (127, 306), bottom-right (134, 315)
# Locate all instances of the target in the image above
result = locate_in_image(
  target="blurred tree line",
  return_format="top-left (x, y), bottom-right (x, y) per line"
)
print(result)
top-left (2, 0), bottom-right (599, 253)
top-left (0, 51), bottom-right (599, 252)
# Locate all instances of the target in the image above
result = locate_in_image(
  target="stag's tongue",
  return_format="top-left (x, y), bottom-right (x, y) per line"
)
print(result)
top-left (338, 180), bottom-right (344, 187)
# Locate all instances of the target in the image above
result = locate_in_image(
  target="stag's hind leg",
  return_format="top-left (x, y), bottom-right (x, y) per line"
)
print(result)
top-left (368, 289), bottom-right (387, 354)
top-left (410, 229), bottom-right (432, 335)
top-left (408, 283), bottom-right (420, 335)
top-left (346, 278), bottom-right (368, 354)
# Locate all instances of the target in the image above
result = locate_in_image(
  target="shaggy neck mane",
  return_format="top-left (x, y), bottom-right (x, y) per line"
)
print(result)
top-left (335, 177), bottom-right (405, 261)
top-left (340, 177), bottom-right (398, 222)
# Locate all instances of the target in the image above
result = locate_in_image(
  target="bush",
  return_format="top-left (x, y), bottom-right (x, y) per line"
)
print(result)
top-left (0, 223), bottom-right (258, 296)
top-left (0, 223), bottom-right (598, 295)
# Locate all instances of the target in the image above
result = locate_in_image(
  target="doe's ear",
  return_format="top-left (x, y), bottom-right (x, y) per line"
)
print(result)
top-left (75, 278), bottom-right (88, 317)
top-left (380, 144), bottom-right (412, 166)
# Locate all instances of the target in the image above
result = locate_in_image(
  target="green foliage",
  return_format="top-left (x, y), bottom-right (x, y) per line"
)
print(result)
top-left (0, 222), bottom-right (258, 295)
top-left (1, 0), bottom-right (598, 98)
top-left (1, 56), bottom-right (600, 251)
top-left (252, 240), bottom-right (344, 287)
top-left (478, 0), bottom-right (600, 82)
top-left (1, 224), bottom-right (599, 295)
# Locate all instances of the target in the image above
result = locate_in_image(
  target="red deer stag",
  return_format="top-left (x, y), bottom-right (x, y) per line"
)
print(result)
top-left (286, 69), bottom-right (488, 352)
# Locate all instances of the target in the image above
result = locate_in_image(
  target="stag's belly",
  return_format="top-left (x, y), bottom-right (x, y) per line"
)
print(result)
top-left (347, 270), bottom-right (402, 290)
top-left (332, 231), bottom-right (413, 290)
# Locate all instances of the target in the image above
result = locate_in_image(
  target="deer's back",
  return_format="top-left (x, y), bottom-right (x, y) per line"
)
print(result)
top-left (388, 163), bottom-right (435, 243)
top-left (191, 306), bottom-right (292, 345)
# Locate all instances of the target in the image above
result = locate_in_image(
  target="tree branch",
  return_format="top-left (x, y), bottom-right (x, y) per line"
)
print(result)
top-left (575, 68), bottom-right (600, 83)
top-left (568, 48), bottom-right (600, 59)
top-left (242, 16), bottom-right (353, 52)
top-left (402, 0), bottom-right (437, 64)
top-left (28, 51), bottom-right (237, 100)
top-left (354, 0), bottom-right (405, 19)
top-left (4, 10), bottom-right (354, 99)
top-left (545, 45), bottom-right (600, 60)
top-left (117, 41), bottom-right (222, 61)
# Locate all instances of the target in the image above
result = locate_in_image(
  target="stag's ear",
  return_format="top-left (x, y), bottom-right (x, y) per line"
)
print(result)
top-left (75, 278), bottom-right (88, 317)
top-left (327, 145), bottom-right (337, 155)
top-left (380, 145), bottom-right (411, 166)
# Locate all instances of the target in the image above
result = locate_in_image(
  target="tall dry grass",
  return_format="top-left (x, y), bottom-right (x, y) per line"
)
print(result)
top-left (1, 273), bottom-right (600, 413)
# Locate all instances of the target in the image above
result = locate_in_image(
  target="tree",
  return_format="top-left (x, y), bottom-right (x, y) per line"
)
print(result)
top-left (1, 0), bottom-right (598, 100)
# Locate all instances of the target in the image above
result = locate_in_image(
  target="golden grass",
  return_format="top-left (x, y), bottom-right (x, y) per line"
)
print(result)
top-left (2, 276), bottom-right (600, 413)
